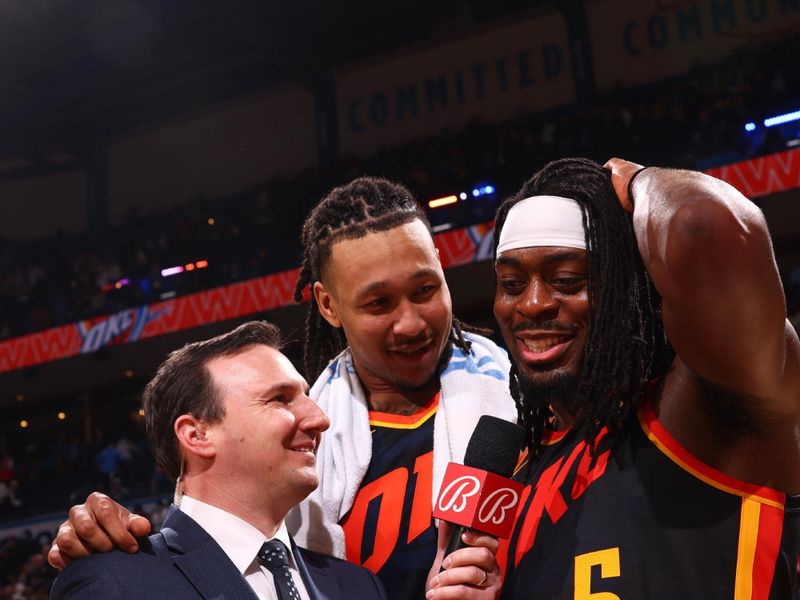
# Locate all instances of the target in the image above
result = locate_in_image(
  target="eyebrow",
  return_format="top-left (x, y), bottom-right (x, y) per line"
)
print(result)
top-left (354, 268), bottom-right (440, 298)
top-left (495, 249), bottom-right (587, 269)
top-left (257, 381), bottom-right (308, 398)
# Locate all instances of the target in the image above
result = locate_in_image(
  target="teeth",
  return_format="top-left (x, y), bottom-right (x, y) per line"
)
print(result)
top-left (523, 337), bottom-right (567, 353)
top-left (396, 345), bottom-right (429, 354)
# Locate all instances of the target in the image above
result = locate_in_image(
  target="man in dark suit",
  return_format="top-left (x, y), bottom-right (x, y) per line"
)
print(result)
top-left (52, 320), bottom-right (387, 600)
top-left (51, 321), bottom-right (499, 599)
top-left (51, 505), bottom-right (385, 599)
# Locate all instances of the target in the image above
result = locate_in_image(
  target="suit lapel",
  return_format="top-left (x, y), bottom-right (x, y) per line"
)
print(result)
top-left (291, 537), bottom-right (340, 600)
top-left (158, 508), bottom-right (260, 600)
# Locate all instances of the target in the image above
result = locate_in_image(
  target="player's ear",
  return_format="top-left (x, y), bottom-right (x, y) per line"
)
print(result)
top-left (314, 281), bottom-right (342, 328)
top-left (174, 414), bottom-right (216, 460)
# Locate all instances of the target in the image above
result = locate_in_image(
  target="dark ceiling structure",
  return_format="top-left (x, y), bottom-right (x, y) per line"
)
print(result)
top-left (0, 0), bottom-right (553, 181)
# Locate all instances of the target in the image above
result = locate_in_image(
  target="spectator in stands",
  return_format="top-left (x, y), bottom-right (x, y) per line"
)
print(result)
top-left (94, 441), bottom-right (122, 492)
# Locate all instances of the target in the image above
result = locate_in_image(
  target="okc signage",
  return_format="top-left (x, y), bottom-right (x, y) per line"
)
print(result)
top-left (77, 305), bottom-right (172, 354)
top-left (433, 464), bottom-right (524, 539)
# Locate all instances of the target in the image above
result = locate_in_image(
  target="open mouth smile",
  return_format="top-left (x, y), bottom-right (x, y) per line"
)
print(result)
top-left (516, 334), bottom-right (573, 364)
top-left (290, 439), bottom-right (317, 455)
top-left (389, 339), bottom-right (435, 364)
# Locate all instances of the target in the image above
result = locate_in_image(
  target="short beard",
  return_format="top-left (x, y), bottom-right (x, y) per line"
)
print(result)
top-left (517, 369), bottom-right (580, 419)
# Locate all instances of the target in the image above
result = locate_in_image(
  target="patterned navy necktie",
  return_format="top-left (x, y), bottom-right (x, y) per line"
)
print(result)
top-left (257, 539), bottom-right (302, 600)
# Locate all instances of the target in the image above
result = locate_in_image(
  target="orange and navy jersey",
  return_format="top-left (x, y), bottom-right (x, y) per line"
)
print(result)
top-left (340, 394), bottom-right (439, 600)
top-left (500, 396), bottom-right (798, 599)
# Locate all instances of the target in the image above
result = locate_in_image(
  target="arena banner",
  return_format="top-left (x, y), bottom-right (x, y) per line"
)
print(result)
top-left (0, 223), bottom-right (494, 374)
top-left (336, 13), bottom-right (575, 156)
top-left (587, 0), bottom-right (800, 91)
top-left (0, 268), bottom-right (299, 374)
top-left (706, 148), bottom-right (800, 198)
top-left (1, 150), bottom-right (796, 374)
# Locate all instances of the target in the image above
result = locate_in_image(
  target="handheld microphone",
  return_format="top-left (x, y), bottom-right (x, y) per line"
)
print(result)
top-left (433, 415), bottom-right (526, 566)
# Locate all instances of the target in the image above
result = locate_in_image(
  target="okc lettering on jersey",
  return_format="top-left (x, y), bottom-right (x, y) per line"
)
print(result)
top-left (342, 450), bottom-right (434, 573)
top-left (505, 428), bottom-right (612, 569)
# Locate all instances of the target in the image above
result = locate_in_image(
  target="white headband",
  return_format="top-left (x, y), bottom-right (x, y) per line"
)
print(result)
top-left (496, 195), bottom-right (587, 255)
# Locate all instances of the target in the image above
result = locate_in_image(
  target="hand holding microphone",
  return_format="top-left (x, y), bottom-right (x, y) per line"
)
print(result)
top-left (426, 415), bottom-right (526, 599)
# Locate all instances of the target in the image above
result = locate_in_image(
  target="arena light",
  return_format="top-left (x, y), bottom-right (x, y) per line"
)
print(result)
top-left (471, 184), bottom-right (497, 198)
top-left (428, 195), bottom-right (458, 208)
top-left (764, 109), bottom-right (800, 128)
top-left (744, 122), bottom-right (756, 132)
top-left (196, 260), bottom-right (208, 268)
top-left (432, 223), bottom-right (453, 232)
top-left (459, 192), bottom-right (467, 200)
top-left (161, 265), bottom-right (184, 277)
top-left (185, 263), bottom-right (195, 271)
top-left (58, 412), bottom-right (66, 420)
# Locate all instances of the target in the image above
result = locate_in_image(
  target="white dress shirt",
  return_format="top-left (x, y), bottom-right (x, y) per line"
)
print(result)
top-left (179, 495), bottom-right (312, 600)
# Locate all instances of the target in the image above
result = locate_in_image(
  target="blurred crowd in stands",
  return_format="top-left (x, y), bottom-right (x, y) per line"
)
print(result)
top-left (0, 427), bottom-right (170, 524)
top-left (0, 498), bottom-right (172, 599)
top-left (0, 413), bottom-right (176, 598)
top-left (2, 34), bottom-right (799, 341)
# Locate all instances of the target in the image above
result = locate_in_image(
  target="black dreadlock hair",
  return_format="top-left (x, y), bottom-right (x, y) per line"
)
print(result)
top-left (295, 176), bottom-right (478, 382)
top-left (493, 158), bottom-right (674, 457)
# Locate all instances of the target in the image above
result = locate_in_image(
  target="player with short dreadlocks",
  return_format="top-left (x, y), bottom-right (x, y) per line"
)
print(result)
top-left (293, 176), bottom-right (475, 382)
top-left (495, 157), bottom-right (800, 599)
top-left (285, 176), bottom-right (515, 600)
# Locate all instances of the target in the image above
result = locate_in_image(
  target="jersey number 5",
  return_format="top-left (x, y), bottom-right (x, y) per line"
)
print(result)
top-left (574, 547), bottom-right (621, 600)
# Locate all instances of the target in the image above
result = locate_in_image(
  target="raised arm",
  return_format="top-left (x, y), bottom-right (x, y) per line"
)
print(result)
top-left (607, 158), bottom-right (800, 490)
top-left (48, 492), bottom-right (152, 569)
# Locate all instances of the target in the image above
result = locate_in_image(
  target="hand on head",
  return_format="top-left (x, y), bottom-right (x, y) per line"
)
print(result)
top-left (426, 522), bottom-right (502, 599)
top-left (47, 492), bottom-right (152, 570)
top-left (604, 157), bottom-right (647, 213)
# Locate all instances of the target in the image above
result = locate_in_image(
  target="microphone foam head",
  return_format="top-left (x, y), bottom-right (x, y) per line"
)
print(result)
top-left (463, 415), bottom-right (525, 477)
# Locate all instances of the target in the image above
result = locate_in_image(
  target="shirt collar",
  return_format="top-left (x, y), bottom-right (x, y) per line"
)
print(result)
top-left (179, 495), bottom-right (295, 575)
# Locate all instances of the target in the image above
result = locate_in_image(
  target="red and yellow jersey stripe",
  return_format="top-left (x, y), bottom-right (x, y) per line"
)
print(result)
top-left (639, 398), bottom-right (786, 600)
top-left (369, 392), bottom-right (439, 430)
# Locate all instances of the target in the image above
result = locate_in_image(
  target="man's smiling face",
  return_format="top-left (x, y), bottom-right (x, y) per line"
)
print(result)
top-left (314, 219), bottom-right (453, 393)
top-left (494, 246), bottom-right (589, 398)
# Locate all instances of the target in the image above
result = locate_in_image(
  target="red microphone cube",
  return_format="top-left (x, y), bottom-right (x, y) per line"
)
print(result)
top-left (432, 463), bottom-right (525, 539)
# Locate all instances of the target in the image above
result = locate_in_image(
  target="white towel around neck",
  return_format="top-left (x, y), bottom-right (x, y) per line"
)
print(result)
top-left (286, 332), bottom-right (517, 558)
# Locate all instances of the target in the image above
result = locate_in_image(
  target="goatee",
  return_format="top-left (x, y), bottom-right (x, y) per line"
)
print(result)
top-left (517, 370), bottom-right (580, 416)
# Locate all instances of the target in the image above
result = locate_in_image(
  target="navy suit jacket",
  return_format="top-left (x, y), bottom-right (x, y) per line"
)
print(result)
top-left (51, 507), bottom-right (387, 600)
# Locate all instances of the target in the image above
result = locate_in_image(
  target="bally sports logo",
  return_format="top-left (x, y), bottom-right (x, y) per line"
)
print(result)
top-left (433, 465), bottom-right (524, 539)
top-left (437, 475), bottom-right (481, 513)
top-left (478, 487), bottom-right (520, 525)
